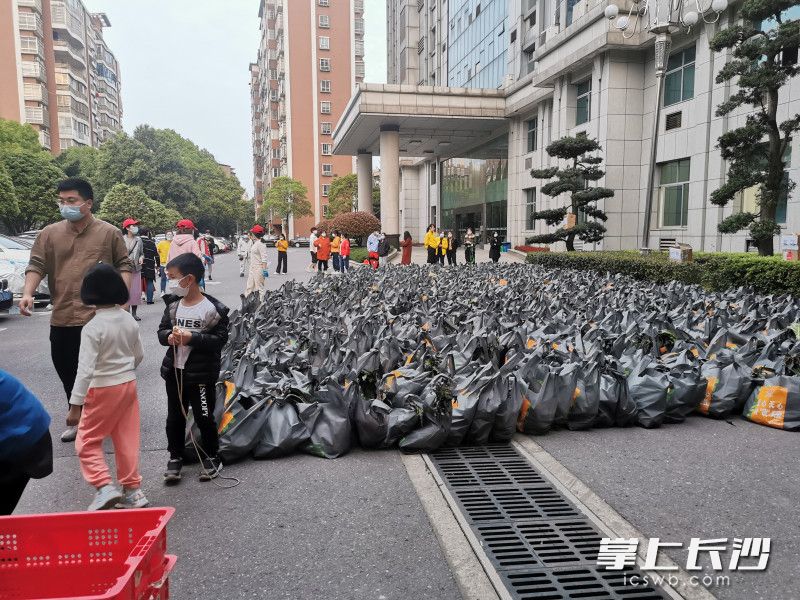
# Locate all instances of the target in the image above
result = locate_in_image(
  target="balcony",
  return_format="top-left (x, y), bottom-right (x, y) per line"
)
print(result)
top-left (354, 0), bottom-right (364, 13)
top-left (17, 11), bottom-right (43, 35)
top-left (21, 60), bottom-right (45, 81)
top-left (19, 35), bottom-right (42, 57)
top-left (23, 83), bottom-right (44, 101)
top-left (51, 2), bottom-right (85, 46)
top-left (18, 0), bottom-right (43, 13)
top-left (38, 129), bottom-right (50, 149)
top-left (25, 106), bottom-right (46, 124)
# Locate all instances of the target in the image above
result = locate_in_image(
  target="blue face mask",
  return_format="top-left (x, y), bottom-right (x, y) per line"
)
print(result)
top-left (60, 204), bottom-right (85, 222)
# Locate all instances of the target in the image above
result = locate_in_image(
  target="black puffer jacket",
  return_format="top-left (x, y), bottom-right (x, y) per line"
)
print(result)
top-left (158, 293), bottom-right (230, 384)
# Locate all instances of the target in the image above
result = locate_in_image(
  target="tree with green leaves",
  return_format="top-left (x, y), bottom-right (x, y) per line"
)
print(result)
top-left (0, 150), bottom-right (63, 233)
top-left (0, 119), bottom-right (42, 154)
top-left (328, 173), bottom-right (357, 217)
top-left (527, 134), bottom-right (612, 251)
top-left (263, 176), bottom-right (313, 234)
top-left (709, 1), bottom-right (799, 256)
top-left (54, 146), bottom-right (99, 189)
top-left (0, 162), bottom-right (20, 226)
top-left (97, 183), bottom-right (181, 233)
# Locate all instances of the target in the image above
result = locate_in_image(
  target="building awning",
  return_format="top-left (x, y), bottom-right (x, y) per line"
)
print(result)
top-left (333, 83), bottom-right (508, 159)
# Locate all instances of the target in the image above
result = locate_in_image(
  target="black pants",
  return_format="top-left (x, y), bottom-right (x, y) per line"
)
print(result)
top-left (50, 326), bottom-right (83, 405)
top-left (0, 431), bottom-right (53, 515)
top-left (427, 248), bottom-right (437, 264)
top-left (438, 253), bottom-right (445, 265)
top-left (447, 250), bottom-right (456, 265)
top-left (277, 251), bottom-right (287, 273)
top-left (165, 376), bottom-right (219, 460)
top-left (465, 246), bottom-right (475, 264)
top-left (317, 259), bottom-right (328, 272)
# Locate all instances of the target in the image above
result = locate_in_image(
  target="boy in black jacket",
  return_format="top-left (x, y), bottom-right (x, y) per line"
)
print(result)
top-left (158, 253), bottom-right (229, 483)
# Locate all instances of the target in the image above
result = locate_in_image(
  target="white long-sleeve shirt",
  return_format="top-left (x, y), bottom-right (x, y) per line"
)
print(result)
top-left (69, 307), bottom-right (144, 406)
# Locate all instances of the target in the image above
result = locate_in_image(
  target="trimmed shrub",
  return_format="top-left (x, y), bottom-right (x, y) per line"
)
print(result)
top-left (332, 211), bottom-right (381, 238)
top-left (526, 250), bottom-right (800, 296)
top-left (313, 218), bottom-right (335, 233)
top-left (514, 245), bottom-right (550, 253)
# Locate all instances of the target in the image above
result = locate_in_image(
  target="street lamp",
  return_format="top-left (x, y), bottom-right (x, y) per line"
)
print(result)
top-left (604, 0), bottom-right (728, 248)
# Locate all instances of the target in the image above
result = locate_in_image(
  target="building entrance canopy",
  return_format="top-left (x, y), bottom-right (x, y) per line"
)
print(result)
top-left (333, 83), bottom-right (507, 159)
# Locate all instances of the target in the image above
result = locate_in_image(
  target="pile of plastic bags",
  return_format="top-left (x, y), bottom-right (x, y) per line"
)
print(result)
top-left (200, 263), bottom-right (800, 464)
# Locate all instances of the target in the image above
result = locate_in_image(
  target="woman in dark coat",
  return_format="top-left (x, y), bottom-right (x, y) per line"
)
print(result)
top-left (400, 231), bottom-right (413, 265)
top-left (488, 231), bottom-right (502, 263)
top-left (141, 227), bottom-right (160, 304)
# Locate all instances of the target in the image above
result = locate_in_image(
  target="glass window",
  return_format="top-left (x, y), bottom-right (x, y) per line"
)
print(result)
top-left (525, 188), bottom-right (537, 230)
top-left (664, 46), bottom-right (695, 106)
top-left (737, 144), bottom-right (791, 224)
top-left (526, 116), bottom-right (538, 152)
top-left (322, 184), bottom-right (330, 196)
top-left (319, 36), bottom-right (330, 50)
top-left (659, 158), bottom-right (691, 227)
top-left (322, 164), bottom-right (333, 176)
top-left (566, 0), bottom-right (579, 26)
top-left (320, 101), bottom-right (331, 114)
top-left (321, 143), bottom-right (333, 155)
top-left (318, 0), bottom-right (329, 6)
top-left (320, 58), bottom-right (331, 71)
top-left (320, 79), bottom-right (331, 93)
top-left (319, 14), bottom-right (330, 28)
top-left (321, 122), bottom-right (332, 135)
top-left (575, 79), bottom-right (591, 125)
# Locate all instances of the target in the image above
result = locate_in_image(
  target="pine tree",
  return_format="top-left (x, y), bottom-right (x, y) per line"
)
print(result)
top-left (710, 0), bottom-right (800, 256)
top-left (527, 134), bottom-right (613, 251)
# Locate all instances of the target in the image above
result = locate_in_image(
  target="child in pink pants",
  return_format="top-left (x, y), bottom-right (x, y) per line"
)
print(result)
top-left (67, 264), bottom-right (147, 511)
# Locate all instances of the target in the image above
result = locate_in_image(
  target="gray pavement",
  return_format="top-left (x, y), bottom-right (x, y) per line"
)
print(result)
top-left (1, 248), bottom-right (461, 600)
top-left (534, 418), bottom-right (800, 600)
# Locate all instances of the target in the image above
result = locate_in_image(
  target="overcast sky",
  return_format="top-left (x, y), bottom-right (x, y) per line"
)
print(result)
top-left (82, 0), bottom-right (387, 196)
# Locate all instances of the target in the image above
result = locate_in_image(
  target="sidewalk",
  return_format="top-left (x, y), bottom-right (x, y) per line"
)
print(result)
top-left (390, 244), bottom-right (526, 265)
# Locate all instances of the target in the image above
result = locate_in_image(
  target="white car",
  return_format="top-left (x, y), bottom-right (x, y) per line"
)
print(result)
top-left (0, 234), bottom-right (49, 301)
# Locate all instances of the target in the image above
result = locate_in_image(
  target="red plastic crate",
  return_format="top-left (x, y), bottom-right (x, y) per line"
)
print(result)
top-left (0, 507), bottom-right (177, 600)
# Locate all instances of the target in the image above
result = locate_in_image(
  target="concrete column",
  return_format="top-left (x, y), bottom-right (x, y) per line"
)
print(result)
top-left (356, 151), bottom-right (373, 213)
top-left (380, 125), bottom-right (400, 247)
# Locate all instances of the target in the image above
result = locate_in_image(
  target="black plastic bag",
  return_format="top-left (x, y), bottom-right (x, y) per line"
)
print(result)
top-left (218, 396), bottom-right (271, 463)
top-left (627, 361), bottom-right (669, 428)
top-left (665, 366), bottom-right (707, 423)
top-left (743, 375), bottom-right (800, 431)
top-left (298, 386), bottom-right (352, 458)
top-left (252, 398), bottom-right (310, 459)
top-left (399, 375), bottom-right (453, 452)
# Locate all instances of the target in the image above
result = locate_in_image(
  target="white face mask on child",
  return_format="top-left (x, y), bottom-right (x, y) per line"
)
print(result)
top-left (165, 276), bottom-right (190, 297)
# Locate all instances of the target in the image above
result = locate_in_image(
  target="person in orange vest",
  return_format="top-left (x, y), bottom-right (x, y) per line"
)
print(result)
top-left (314, 230), bottom-right (332, 273)
top-left (330, 230), bottom-right (342, 272)
top-left (275, 233), bottom-right (289, 274)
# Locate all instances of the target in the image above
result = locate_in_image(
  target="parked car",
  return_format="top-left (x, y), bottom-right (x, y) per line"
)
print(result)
top-left (0, 279), bottom-right (12, 313)
top-left (214, 237), bottom-right (232, 253)
top-left (16, 230), bottom-right (40, 240)
top-left (0, 235), bottom-right (49, 304)
top-left (290, 236), bottom-right (310, 248)
top-left (262, 235), bottom-right (278, 247)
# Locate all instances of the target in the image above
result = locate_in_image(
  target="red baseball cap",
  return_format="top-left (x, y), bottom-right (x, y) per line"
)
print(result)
top-left (121, 218), bottom-right (139, 228)
top-left (250, 225), bottom-right (265, 235)
top-left (176, 219), bottom-right (195, 229)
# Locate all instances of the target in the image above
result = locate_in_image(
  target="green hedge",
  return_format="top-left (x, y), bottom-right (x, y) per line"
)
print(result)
top-left (349, 247), bottom-right (369, 264)
top-left (526, 250), bottom-right (800, 296)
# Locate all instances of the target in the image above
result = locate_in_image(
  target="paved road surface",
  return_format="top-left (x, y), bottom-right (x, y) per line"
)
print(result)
top-left (1, 249), bottom-right (461, 600)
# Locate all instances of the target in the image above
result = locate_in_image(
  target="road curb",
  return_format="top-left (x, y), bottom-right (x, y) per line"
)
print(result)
top-left (512, 435), bottom-right (717, 600)
top-left (401, 453), bottom-right (504, 600)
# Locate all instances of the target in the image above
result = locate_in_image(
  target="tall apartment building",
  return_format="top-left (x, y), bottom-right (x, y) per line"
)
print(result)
top-left (335, 0), bottom-right (799, 253)
top-left (0, 0), bottom-right (122, 153)
top-left (250, 0), bottom-right (365, 236)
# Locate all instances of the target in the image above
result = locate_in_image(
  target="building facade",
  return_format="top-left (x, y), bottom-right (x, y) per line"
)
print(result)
top-left (250, 0), bottom-right (365, 236)
top-left (335, 0), bottom-right (799, 253)
top-left (0, 0), bottom-right (122, 153)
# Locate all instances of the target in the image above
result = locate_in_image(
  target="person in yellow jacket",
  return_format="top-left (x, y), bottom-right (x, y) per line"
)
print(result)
top-left (275, 233), bottom-right (289, 274)
top-left (330, 230), bottom-right (342, 272)
top-left (156, 232), bottom-right (172, 294)
top-left (423, 224), bottom-right (439, 264)
top-left (438, 232), bottom-right (448, 265)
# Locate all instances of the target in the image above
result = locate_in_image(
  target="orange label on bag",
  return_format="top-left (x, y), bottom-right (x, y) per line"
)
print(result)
top-left (698, 376), bottom-right (718, 414)
top-left (572, 387), bottom-right (581, 407)
top-left (526, 338), bottom-right (536, 349)
top-left (218, 411), bottom-right (234, 434)
top-left (223, 381), bottom-right (236, 408)
top-left (517, 396), bottom-right (531, 432)
top-left (405, 354), bottom-right (414, 365)
top-left (749, 386), bottom-right (787, 428)
top-left (499, 279), bottom-right (508, 286)
top-left (452, 398), bottom-right (460, 409)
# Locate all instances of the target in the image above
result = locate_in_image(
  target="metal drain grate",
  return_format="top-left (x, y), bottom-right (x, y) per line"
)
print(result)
top-left (451, 485), bottom-right (582, 523)
top-left (501, 567), bottom-right (666, 600)
top-left (428, 445), bottom-right (668, 600)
